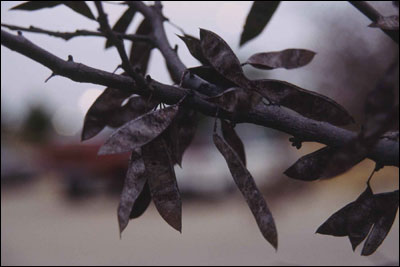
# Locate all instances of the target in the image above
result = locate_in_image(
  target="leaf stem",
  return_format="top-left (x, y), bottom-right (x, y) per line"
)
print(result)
top-left (366, 168), bottom-right (376, 187)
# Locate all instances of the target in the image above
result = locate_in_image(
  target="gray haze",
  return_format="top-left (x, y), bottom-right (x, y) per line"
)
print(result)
top-left (1, 1), bottom-right (398, 136)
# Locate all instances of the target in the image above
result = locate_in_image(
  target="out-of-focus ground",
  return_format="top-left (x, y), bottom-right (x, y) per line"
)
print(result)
top-left (1, 134), bottom-right (398, 265)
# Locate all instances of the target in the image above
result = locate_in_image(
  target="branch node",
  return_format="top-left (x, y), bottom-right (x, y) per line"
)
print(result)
top-left (289, 137), bottom-right (303, 149)
top-left (177, 91), bottom-right (189, 106)
top-left (44, 72), bottom-right (56, 83)
top-left (112, 64), bottom-right (122, 74)
top-left (146, 74), bottom-right (152, 83)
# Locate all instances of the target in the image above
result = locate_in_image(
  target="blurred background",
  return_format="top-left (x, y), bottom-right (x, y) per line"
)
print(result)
top-left (1, 1), bottom-right (399, 265)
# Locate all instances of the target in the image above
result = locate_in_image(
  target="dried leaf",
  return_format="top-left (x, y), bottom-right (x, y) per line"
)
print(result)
top-left (129, 19), bottom-right (153, 74)
top-left (82, 87), bottom-right (158, 141)
top-left (369, 15), bottom-right (399, 31)
top-left (63, 1), bottom-right (95, 20)
top-left (12, 1), bottom-right (96, 20)
top-left (10, 1), bottom-right (61, 11)
top-left (200, 29), bottom-right (249, 88)
top-left (82, 87), bottom-right (132, 141)
top-left (177, 35), bottom-right (209, 65)
top-left (221, 120), bottom-right (246, 166)
top-left (316, 202), bottom-right (353, 237)
top-left (98, 105), bottom-right (179, 155)
top-left (207, 87), bottom-right (261, 114)
top-left (105, 7), bottom-right (136, 48)
top-left (284, 146), bottom-right (339, 181)
top-left (361, 190), bottom-right (399, 256)
top-left (129, 182), bottom-right (151, 219)
top-left (286, 62), bottom-right (398, 181)
top-left (284, 143), bottom-right (366, 181)
top-left (118, 148), bottom-right (147, 234)
top-left (317, 187), bottom-right (399, 255)
top-left (166, 108), bottom-right (198, 167)
top-left (106, 95), bottom-right (159, 128)
top-left (213, 132), bottom-right (277, 249)
top-left (316, 186), bottom-right (374, 241)
top-left (325, 141), bottom-right (369, 178)
top-left (243, 49), bottom-right (316, 70)
top-left (346, 186), bottom-right (375, 251)
top-left (143, 137), bottom-right (182, 232)
top-left (324, 62), bottom-right (399, 178)
top-left (199, 29), bottom-right (353, 126)
top-left (240, 1), bottom-right (280, 46)
top-left (251, 79), bottom-right (354, 126)
top-left (81, 120), bottom-right (104, 142)
top-left (188, 66), bottom-right (236, 89)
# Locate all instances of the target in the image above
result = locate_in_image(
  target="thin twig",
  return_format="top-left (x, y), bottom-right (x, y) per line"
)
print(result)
top-left (94, 1), bottom-right (146, 88)
top-left (349, 1), bottom-right (399, 44)
top-left (366, 168), bottom-right (376, 187)
top-left (1, 23), bottom-right (152, 43)
top-left (166, 20), bottom-right (186, 35)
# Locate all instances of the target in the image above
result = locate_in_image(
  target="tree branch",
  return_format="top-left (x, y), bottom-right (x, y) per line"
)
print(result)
top-left (350, 1), bottom-right (399, 44)
top-left (127, 1), bottom-right (223, 96)
top-left (94, 1), bottom-right (145, 87)
top-left (1, 23), bottom-right (152, 43)
top-left (2, 29), bottom-right (398, 168)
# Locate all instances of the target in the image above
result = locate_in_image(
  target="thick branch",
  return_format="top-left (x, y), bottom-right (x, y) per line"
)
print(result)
top-left (128, 2), bottom-right (185, 77)
top-left (127, 1), bottom-right (223, 96)
top-left (350, 1), bottom-right (399, 44)
top-left (2, 29), bottom-right (398, 167)
top-left (1, 23), bottom-right (152, 43)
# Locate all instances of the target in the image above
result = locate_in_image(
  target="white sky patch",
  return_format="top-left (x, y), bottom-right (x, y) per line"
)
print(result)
top-left (1, 1), bottom-right (397, 127)
top-left (78, 88), bottom-right (103, 114)
top-left (51, 105), bottom-right (82, 136)
top-left (215, 2), bottom-right (248, 36)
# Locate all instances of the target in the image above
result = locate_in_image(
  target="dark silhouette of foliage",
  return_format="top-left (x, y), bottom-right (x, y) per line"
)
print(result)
top-left (1, 1), bottom-right (398, 256)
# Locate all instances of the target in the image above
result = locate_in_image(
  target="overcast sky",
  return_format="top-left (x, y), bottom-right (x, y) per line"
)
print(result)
top-left (1, 1), bottom-right (398, 137)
